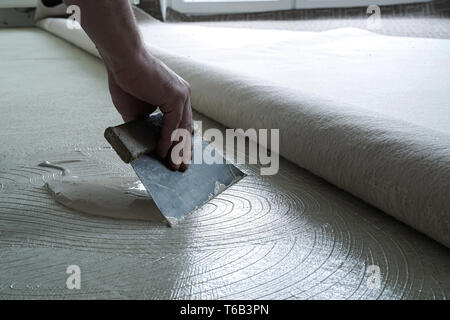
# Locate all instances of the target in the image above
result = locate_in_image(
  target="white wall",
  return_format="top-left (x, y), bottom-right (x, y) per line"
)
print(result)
top-left (0, 0), bottom-right (37, 8)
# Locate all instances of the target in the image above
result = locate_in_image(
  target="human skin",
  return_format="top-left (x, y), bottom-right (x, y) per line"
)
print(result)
top-left (63, 0), bottom-right (192, 171)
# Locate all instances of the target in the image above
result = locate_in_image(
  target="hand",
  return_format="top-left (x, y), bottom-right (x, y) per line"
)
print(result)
top-left (62, 0), bottom-right (192, 171)
top-left (106, 50), bottom-right (192, 171)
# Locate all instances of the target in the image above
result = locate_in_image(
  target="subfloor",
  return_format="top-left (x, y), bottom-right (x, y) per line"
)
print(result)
top-left (0, 28), bottom-right (449, 299)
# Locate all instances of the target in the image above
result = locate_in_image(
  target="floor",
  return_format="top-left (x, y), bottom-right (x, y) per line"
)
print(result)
top-left (0, 28), bottom-right (449, 299)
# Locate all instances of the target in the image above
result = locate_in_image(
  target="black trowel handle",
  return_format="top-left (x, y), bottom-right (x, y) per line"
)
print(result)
top-left (104, 112), bottom-right (163, 163)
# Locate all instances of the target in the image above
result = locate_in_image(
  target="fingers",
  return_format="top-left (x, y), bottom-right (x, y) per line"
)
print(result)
top-left (107, 69), bottom-right (156, 122)
top-left (106, 50), bottom-right (193, 171)
top-left (178, 96), bottom-right (192, 171)
top-left (157, 101), bottom-right (184, 161)
top-left (160, 96), bottom-right (192, 172)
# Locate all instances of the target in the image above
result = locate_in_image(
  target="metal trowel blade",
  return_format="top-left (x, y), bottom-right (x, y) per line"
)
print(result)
top-left (104, 113), bottom-right (245, 225)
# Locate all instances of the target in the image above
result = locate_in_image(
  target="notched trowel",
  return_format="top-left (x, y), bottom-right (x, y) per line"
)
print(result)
top-left (104, 112), bottom-right (245, 226)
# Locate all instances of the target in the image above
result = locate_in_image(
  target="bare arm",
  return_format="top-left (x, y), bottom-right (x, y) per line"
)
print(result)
top-left (64, 0), bottom-right (192, 171)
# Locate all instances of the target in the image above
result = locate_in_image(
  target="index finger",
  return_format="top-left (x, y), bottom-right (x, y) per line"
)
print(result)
top-left (156, 101), bottom-right (184, 160)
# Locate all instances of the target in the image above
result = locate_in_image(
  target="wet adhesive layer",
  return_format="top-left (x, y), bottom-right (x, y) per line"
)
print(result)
top-left (45, 174), bottom-right (165, 223)
top-left (38, 160), bottom-right (82, 176)
top-left (1, 146), bottom-right (449, 299)
top-left (38, 160), bottom-right (166, 222)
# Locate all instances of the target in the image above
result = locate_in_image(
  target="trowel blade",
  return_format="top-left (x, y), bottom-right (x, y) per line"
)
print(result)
top-left (131, 135), bottom-right (245, 224)
top-left (105, 112), bottom-right (246, 225)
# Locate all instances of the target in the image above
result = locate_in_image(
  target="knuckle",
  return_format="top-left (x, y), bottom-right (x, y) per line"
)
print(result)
top-left (186, 121), bottom-right (193, 132)
top-left (175, 79), bottom-right (191, 100)
top-left (185, 82), bottom-right (192, 95)
top-left (172, 86), bottom-right (188, 102)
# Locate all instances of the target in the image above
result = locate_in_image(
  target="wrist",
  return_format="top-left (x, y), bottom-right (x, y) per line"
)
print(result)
top-left (101, 40), bottom-right (148, 75)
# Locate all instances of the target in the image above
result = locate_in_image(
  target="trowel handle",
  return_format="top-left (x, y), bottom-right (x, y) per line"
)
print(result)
top-left (104, 112), bottom-right (163, 163)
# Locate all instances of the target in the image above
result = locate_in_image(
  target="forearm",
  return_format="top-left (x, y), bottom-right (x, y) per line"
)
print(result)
top-left (64, 0), bottom-right (192, 168)
top-left (63, 0), bottom-right (146, 73)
